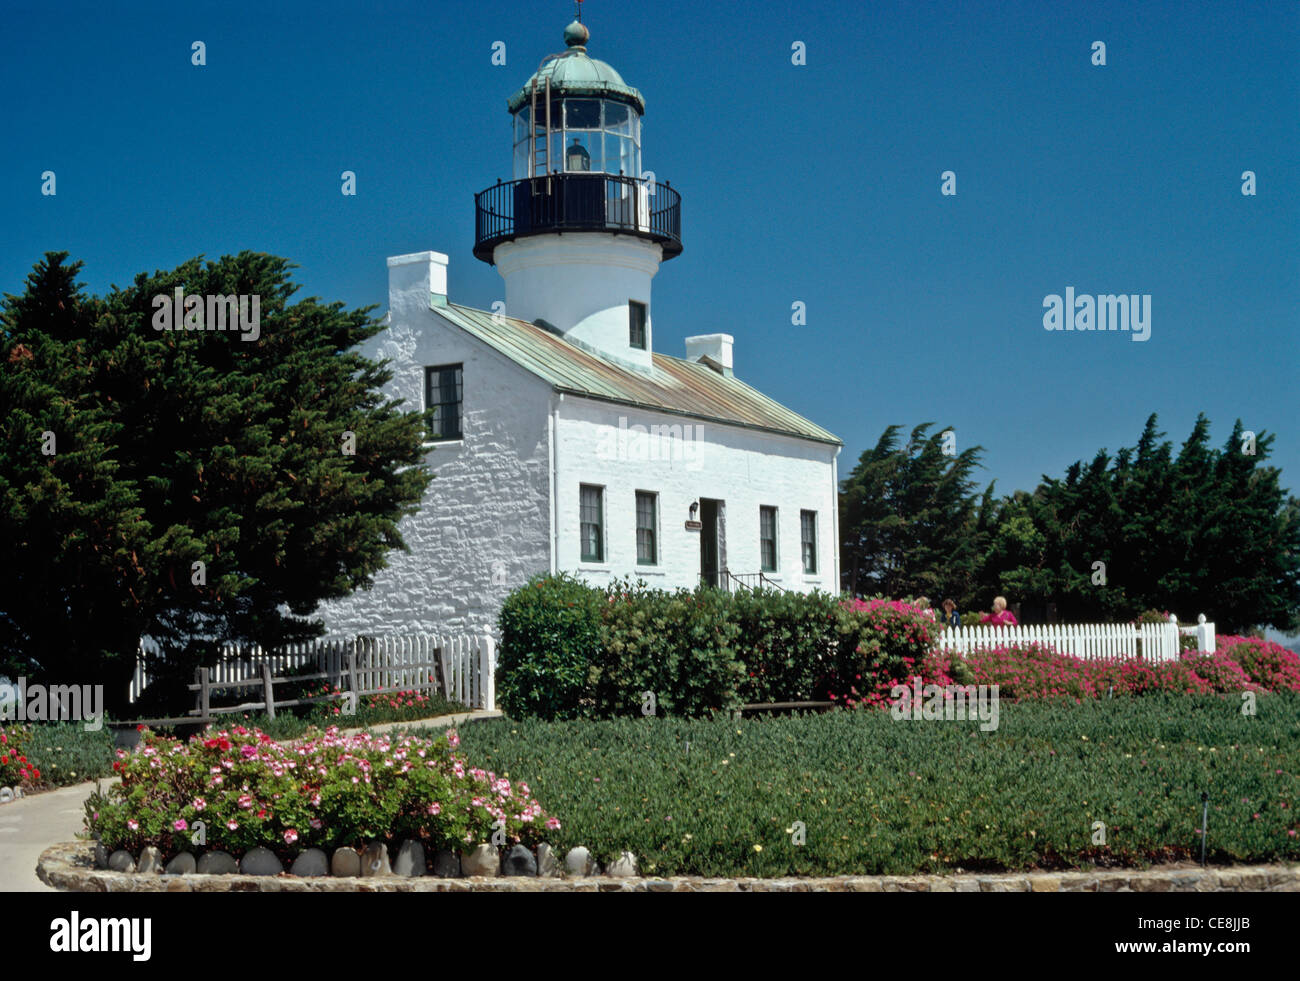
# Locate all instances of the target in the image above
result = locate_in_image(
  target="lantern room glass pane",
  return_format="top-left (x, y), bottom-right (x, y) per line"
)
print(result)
top-left (565, 99), bottom-right (601, 129)
top-left (604, 100), bottom-right (630, 135)
top-left (564, 131), bottom-right (598, 172)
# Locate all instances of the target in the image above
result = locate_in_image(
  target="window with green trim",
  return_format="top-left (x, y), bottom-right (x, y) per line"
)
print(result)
top-left (580, 484), bottom-right (604, 562)
top-left (759, 506), bottom-right (778, 572)
top-left (636, 491), bottom-right (657, 565)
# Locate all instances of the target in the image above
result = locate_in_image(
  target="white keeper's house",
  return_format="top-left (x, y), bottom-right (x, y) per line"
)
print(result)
top-left (319, 17), bottom-right (842, 639)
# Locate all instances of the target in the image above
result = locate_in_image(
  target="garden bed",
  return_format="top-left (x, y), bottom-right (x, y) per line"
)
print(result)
top-left (413, 693), bottom-right (1300, 877)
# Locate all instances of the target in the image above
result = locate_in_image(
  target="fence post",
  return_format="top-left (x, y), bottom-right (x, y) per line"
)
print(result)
top-left (1197, 613), bottom-right (1215, 654)
top-left (198, 667), bottom-right (210, 722)
top-left (1167, 613), bottom-right (1180, 662)
top-left (262, 663), bottom-right (276, 720)
top-left (480, 635), bottom-right (496, 711)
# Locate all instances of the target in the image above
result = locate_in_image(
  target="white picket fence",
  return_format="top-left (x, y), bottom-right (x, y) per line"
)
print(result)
top-left (132, 633), bottom-right (495, 710)
top-left (936, 614), bottom-right (1216, 663)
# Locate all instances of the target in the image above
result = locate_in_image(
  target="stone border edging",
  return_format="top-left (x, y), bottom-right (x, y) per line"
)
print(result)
top-left (36, 842), bottom-right (1300, 893)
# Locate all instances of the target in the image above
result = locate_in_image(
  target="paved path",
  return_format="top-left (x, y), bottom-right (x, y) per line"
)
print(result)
top-left (0, 780), bottom-right (116, 892)
top-left (331, 709), bottom-right (502, 738)
top-left (0, 709), bottom-right (503, 891)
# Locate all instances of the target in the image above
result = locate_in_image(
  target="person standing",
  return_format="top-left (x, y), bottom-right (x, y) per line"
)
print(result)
top-left (941, 597), bottom-right (960, 628)
top-left (980, 596), bottom-right (1019, 626)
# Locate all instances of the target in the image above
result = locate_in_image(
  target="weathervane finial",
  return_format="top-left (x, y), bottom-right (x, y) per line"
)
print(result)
top-left (575, 0), bottom-right (583, 23)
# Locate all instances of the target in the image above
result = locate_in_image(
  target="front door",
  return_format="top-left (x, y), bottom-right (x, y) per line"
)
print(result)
top-left (699, 498), bottom-right (726, 588)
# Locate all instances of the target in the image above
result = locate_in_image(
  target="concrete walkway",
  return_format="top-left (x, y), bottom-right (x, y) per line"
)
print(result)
top-left (0, 780), bottom-right (115, 892)
top-left (0, 709), bottom-right (503, 891)
top-left (331, 709), bottom-right (502, 738)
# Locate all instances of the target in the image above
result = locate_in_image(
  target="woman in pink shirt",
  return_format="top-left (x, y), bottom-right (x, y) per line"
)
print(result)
top-left (980, 596), bottom-right (1019, 626)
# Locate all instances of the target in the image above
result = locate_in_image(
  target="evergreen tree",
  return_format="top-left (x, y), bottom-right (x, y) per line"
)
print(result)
top-left (0, 252), bottom-right (434, 709)
top-left (839, 423), bottom-right (991, 604)
top-left (977, 414), bottom-right (1300, 631)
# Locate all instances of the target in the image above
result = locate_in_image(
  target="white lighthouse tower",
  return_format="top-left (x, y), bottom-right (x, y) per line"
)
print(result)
top-left (473, 13), bottom-right (682, 372)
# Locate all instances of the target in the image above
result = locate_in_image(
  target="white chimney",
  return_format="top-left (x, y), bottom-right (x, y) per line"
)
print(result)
top-left (685, 333), bottom-right (734, 377)
top-left (387, 251), bottom-right (449, 318)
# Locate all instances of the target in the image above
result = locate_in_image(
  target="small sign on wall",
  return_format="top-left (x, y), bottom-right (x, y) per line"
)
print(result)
top-left (684, 520), bottom-right (703, 531)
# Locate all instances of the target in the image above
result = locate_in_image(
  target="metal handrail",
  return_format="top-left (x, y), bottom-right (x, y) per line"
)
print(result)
top-left (474, 173), bottom-right (682, 263)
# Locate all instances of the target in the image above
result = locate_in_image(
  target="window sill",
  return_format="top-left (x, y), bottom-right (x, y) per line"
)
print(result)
top-left (422, 440), bottom-right (464, 449)
top-left (579, 564), bottom-right (611, 572)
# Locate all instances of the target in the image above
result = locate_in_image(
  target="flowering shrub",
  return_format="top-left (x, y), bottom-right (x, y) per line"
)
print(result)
top-left (1217, 636), bottom-right (1300, 692)
top-left (301, 683), bottom-right (444, 722)
top-left (87, 725), bottom-right (558, 861)
top-left (1177, 650), bottom-right (1258, 693)
top-left (821, 599), bottom-right (942, 707)
top-left (951, 641), bottom-right (1296, 702)
top-left (0, 725), bottom-right (39, 789)
top-left (961, 644), bottom-right (1098, 700)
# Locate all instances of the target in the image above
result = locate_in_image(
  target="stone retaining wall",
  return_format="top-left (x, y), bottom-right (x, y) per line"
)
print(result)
top-left (36, 842), bottom-right (1300, 893)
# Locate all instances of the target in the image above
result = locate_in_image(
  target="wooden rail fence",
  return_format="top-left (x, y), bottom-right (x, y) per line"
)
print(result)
top-left (130, 633), bottom-right (496, 718)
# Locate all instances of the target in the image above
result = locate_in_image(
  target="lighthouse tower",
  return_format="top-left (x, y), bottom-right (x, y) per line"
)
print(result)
top-left (472, 14), bottom-right (682, 371)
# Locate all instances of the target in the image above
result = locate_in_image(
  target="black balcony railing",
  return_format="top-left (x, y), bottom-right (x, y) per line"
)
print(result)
top-left (474, 173), bottom-right (682, 263)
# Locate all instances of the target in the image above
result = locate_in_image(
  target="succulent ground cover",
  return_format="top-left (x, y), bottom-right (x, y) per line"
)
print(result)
top-left (85, 725), bottom-right (558, 863)
top-left (432, 693), bottom-right (1300, 877)
top-left (0, 722), bottom-right (116, 792)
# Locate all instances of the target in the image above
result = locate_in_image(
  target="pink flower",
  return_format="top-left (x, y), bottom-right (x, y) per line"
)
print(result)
top-left (238, 794), bottom-right (253, 809)
top-left (173, 818), bottom-right (188, 832)
top-left (227, 820), bottom-right (239, 831)
top-left (427, 803), bottom-right (441, 816)
top-left (192, 798), bottom-right (206, 811)
top-left (284, 829), bottom-right (299, 845)
top-left (127, 819), bottom-right (139, 831)
top-left (545, 817), bottom-right (561, 831)
top-left (446, 729), bottom-right (460, 748)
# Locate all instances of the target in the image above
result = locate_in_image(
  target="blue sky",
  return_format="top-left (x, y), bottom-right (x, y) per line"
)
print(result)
top-left (2, 0), bottom-right (1297, 500)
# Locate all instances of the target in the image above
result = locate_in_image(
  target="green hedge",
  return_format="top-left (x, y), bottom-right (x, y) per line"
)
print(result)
top-left (497, 573), bottom-right (605, 720)
top-left (496, 577), bottom-right (941, 720)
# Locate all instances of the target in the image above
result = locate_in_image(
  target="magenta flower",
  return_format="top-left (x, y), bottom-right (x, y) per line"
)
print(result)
top-left (173, 818), bottom-right (188, 832)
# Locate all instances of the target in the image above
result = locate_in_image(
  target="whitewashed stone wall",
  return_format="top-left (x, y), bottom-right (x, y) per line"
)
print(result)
top-left (553, 396), bottom-right (840, 593)
top-left (315, 305), bottom-right (553, 640)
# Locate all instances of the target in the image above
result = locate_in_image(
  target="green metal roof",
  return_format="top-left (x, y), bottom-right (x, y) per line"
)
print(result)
top-left (432, 302), bottom-right (841, 447)
top-left (506, 23), bottom-right (645, 115)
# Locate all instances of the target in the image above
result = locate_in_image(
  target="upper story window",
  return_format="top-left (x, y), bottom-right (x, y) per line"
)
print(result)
top-left (424, 364), bottom-right (463, 442)
top-left (801, 510), bottom-right (818, 574)
top-left (760, 506), bottom-right (778, 573)
top-left (629, 301), bottom-right (647, 350)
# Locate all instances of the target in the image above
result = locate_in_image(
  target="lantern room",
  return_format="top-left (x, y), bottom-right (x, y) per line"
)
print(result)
top-left (508, 20), bottom-right (643, 180)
